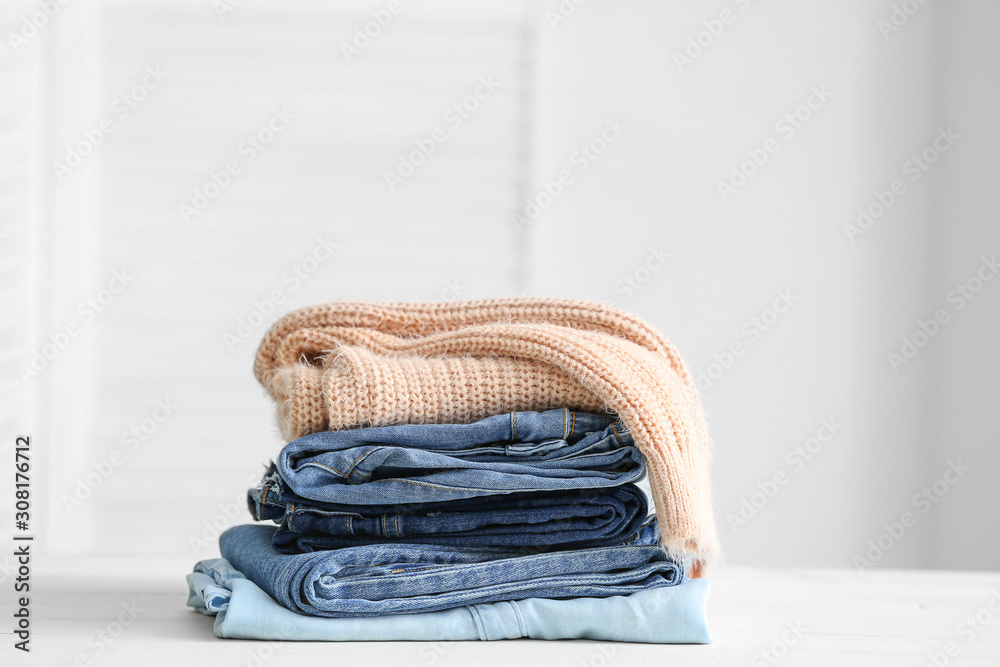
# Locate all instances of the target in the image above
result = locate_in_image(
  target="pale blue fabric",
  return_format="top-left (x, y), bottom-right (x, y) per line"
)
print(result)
top-left (187, 558), bottom-right (712, 643)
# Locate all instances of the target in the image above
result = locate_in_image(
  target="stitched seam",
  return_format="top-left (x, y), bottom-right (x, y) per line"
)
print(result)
top-left (303, 461), bottom-right (374, 483)
top-left (389, 565), bottom-right (447, 574)
top-left (304, 461), bottom-right (353, 479)
top-left (510, 601), bottom-right (527, 637)
top-left (393, 478), bottom-right (504, 493)
top-left (570, 411), bottom-right (576, 438)
top-left (343, 447), bottom-right (385, 478)
top-left (610, 423), bottom-right (626, 447)
top-left (468, 605), bottom-right (487, 641)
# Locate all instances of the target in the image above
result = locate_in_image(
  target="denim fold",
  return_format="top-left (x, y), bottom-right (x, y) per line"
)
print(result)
top-left (268, 409), bottom-right (645, 507)
top-left (219, 524), bottom-right (685, 618)
top-left (187, 557), bottom-right (712, 643)
top-left (251, 469), bottom-right (654, 552)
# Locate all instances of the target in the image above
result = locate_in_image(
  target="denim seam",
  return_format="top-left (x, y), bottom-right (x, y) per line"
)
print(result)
top-left (467, 605), bottom-right (488, 640)
top-left (352, 566), bottom-right (677, 595)
top-left (562, 409), bottom-right (567, 440)
top-left (302, 461), bottom-right (355, 481)
top-left (392, 478), bottom-right (500, 493)
top-left (509, 601), bottom-right (527, 637)
top-left (375, 469), bottom-right (642, 495)
top-left (511, 412), bottom-right (517, 440)
top-left (570, 411), bottom-right (576, 439)
top-left (388, 565), bottom-right (448, 574)
top-left (610, 423), bottom-right (626, 448)
top-left (371, 555), bottom-right (673, 583)
top-left (343, 447), bottom-right (386, 479)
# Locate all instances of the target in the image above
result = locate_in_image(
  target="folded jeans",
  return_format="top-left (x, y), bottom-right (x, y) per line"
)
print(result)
top-left (267, 409), bottom-right (645, 507)
top-left (187, 557), bottom-right (712, 643)
top-left (220, 524), bottom-right (685, 617)
top-left (251, 472), bottom-right (655, 552)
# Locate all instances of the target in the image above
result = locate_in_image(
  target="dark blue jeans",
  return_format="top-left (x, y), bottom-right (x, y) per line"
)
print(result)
top-left (250, 470), bottom-right (654, 552)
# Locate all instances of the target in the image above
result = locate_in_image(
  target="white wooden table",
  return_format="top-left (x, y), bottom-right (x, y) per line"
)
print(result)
top-left (4, 557), bottom-right (1000, 666)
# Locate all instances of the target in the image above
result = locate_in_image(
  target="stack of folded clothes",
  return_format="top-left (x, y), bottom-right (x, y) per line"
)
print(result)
top-left (188, 299), bottom-right (717, 643)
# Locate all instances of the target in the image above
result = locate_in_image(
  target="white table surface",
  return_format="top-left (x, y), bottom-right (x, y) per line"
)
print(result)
top-left (3, 557), bottom-right (1000, 666)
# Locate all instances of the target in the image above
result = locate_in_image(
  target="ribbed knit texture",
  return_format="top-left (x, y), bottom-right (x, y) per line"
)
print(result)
top-left (253, 298), bottom-right (718, 566)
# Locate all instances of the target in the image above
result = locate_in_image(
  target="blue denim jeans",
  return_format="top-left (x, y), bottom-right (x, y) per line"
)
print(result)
top-left (250, 469), bottom-right (654, 552)
top-left (187, 558), bottom-right (712, 643)
top-left (268, 409), bottom-right (644, 506)
top-left (220, 525), bottom-right (685, 617)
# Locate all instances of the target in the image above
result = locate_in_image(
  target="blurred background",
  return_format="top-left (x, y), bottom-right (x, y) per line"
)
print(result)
top-left (2, 0), bottom-right (998, 573)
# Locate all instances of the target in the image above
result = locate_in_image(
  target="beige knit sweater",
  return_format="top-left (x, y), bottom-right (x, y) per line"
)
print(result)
top-left (253, 298), bottom-right (717, 566)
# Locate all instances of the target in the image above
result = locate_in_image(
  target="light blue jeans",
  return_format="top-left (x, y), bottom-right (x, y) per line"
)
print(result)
top-left (187, 558), bottom-right (711, 643)
top-left (219, 525), bottom-right (684, 617)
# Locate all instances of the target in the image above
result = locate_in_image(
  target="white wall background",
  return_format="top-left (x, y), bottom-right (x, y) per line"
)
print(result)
top-left (2, 0), bottom-right (998, 572)
top-left (531, 1), bottom-right (1000, 571)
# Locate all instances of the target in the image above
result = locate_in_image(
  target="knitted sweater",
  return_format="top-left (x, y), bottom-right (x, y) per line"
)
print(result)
top-left (253, 298), bottom-right (717, 566)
